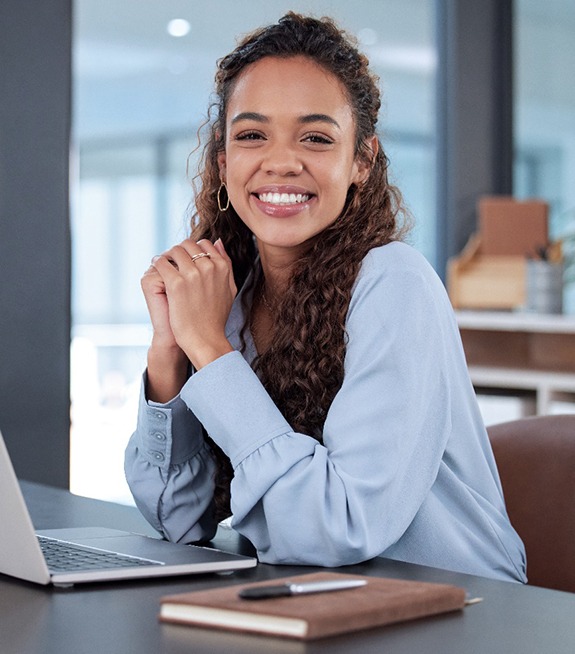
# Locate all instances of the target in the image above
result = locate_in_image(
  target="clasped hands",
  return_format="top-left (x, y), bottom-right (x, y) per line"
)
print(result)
top-left (142, 237), bottom-right (236, 371)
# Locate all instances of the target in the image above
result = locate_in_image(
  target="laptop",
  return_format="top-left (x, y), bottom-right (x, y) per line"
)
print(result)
top-left (0, 430), bottom-right (256, 587)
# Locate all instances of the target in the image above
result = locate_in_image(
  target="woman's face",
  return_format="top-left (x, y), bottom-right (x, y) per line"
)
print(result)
top-left (219, 55), bottom-right (371, 261)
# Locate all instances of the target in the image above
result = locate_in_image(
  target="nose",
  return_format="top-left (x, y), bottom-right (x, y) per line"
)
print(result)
top-left (261, 141), bottom-right (303, 176)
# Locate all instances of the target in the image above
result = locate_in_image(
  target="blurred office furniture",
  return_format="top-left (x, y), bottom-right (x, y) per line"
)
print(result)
top-left (488, 414), bottom-right (575, 593)
top-left (458, 310), bottom-right (575, 414)
top-left (448, 197), bottom-right (554, 312)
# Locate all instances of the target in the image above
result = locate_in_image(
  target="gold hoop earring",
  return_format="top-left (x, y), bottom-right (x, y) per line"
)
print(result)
top-left (217, 183), bottom-right (230, 212)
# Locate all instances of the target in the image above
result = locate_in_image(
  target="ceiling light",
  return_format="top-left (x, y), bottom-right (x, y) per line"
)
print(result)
top-left (167, 19), bottom-right (191, 38)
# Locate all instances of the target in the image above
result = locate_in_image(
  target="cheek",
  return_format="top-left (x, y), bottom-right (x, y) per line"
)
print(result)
top-left (223, 153), bottom-right (256, 190)
top-left (324, 148), bottom-right (359, 181)
top-left (323, 161), bottom-right (359, 203)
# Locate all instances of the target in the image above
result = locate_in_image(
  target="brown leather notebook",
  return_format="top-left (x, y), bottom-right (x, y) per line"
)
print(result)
top-left (159, 571), bottom-right (468, 640)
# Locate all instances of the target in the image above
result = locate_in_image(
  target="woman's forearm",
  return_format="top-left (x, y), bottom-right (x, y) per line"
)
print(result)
top-left (145, 341), bottom-right (189, 403)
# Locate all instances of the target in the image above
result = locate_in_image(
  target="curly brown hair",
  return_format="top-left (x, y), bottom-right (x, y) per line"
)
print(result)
top-left (189, 12), bottom-right (408, 521)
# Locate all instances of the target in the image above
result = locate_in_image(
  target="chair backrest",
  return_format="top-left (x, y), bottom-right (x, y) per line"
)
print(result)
top-left (487, 414), bottom-right (575, 593)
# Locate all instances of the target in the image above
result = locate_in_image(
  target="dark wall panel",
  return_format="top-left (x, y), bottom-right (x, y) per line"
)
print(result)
top-left (436, 0), bottom-right (514, 273)
top-left (0, 0), bottom-right (72, 486)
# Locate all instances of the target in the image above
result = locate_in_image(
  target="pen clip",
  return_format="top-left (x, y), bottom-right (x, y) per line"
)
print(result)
top-left (238, 578), bottom-right (368, 600)
top-left (239, 585), bottom-right (292, 600)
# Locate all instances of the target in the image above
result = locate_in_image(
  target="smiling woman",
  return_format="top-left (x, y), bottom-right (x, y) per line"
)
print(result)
top-left (124, 12), bottom-right (526, 582)
top-left (70, 1), bottom-right (439, 504)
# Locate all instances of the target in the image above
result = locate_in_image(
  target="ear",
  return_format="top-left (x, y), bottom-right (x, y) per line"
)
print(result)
top-left (352, 135), bottom-right (379, 185)
top-left (217, 150), bottom-right (227, 182)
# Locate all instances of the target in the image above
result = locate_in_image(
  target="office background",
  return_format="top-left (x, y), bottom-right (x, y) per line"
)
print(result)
top-left (1, 0), bottom-right (574, 500)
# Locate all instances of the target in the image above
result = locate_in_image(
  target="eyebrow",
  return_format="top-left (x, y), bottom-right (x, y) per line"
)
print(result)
top-left (231, 112), bottom-right (268, 124)
top-left (298, 113), bottom-right (340, 128)
top-left (230, 112), bottom-right (341, 129)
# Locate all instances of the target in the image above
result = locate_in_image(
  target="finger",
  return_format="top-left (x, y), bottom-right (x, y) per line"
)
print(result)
top-left (172, 239), bottom-right (215, 268)
top-left (144, 257), bottom-right (164, 275)
top-left (154, 241), bottom-right (201, 272)
top-left (189, 239), bottom-right (228, 269)
top-left (209, 239), bottom-right (237, 296)
top-left (213, 238), bottom-right (232, 263)
top-left (194, 238), bottom-right (220, 260)
top-left (142, 266), bottom-right (165, 288)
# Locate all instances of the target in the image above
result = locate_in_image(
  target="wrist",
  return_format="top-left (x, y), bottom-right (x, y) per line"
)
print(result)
top-left (146, 343), bottom-right (189, 403)
top-left (149, 338), bottom-right (187, 364)
top-left (185, 340), bottom-right (234, 371)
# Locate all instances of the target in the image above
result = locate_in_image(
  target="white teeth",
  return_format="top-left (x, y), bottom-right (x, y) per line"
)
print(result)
top-left (258, 192), bottom-right (310, 205)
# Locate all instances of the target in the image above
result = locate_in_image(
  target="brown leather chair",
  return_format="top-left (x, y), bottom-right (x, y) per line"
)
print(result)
top-left (487, 414), bottom-right (575, 593)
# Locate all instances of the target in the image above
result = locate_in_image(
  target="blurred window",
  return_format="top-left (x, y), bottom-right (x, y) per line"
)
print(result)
top-left (514, 0), bottom-right (575, 312)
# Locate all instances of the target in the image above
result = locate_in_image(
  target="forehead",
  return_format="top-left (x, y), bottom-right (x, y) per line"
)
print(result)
top-left (226, 56), bottom-right (354, 125)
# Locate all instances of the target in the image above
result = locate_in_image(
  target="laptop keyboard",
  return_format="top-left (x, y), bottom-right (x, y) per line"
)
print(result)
top-left (38, 536), bottom-right (163, 572)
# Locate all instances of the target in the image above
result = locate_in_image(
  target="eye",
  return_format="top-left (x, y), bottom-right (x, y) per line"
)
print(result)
top-left (302, 132), bottom-right (334, 146)
top-left (235, 130), bottom-right (266, 141)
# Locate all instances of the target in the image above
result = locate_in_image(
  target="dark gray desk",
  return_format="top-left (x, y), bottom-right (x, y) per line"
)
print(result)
top-left (2, 482), bottom-right (574, 654)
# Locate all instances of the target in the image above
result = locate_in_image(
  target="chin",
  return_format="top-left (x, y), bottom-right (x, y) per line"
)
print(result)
top-left (259, 234), bottom-right (318, 251)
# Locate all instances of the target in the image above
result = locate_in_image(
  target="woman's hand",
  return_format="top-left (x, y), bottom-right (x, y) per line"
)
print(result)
top-left (141, 253), bottom-right (189, 403)
top-left (141, 259), bottom-right (179, 351)
top-left (150, 238), bottom-right (237, 370)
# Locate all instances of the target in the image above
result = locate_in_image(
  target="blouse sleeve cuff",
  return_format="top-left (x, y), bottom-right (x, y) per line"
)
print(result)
top-left (136, 373), bottom-right (205, 468)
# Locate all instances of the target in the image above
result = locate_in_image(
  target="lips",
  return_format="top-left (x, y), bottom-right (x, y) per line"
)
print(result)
top-left (251, 186), bottom-right (315, 217)
top-left (252, 184), bottom-right (315, 214)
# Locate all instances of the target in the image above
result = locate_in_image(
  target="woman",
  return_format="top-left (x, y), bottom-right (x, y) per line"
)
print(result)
top-left (125, 13), bottom-right (526, 582)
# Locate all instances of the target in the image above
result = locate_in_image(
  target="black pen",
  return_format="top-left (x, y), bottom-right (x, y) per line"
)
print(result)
top-left (239, 578), bottom-right (367, 600)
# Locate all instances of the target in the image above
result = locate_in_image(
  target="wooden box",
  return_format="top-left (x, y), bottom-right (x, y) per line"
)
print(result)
top-left (448, 234), bottom-right (526, 310)
top-left (478, 197), bottom-right (549, 257)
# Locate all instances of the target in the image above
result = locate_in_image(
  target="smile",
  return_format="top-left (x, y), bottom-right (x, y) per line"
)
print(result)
top-left (257, 192), bottom-right (311, 205)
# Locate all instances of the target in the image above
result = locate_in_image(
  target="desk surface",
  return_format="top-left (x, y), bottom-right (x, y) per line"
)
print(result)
top-left (2, 482), bottom-right (574, 654)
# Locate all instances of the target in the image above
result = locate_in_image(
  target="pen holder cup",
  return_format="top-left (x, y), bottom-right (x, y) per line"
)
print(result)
top-left (525, 260), bottom-right (564, 314)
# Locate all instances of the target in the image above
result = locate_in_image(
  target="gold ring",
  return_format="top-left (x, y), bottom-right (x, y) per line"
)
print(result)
top-left (191, 252), bottom-right (211, 262)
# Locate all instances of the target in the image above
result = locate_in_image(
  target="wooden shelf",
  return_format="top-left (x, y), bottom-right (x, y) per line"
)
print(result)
top-left (456, 310), bottom-right (575, 334)
top-left (456, 311), bottom-right (575, 415)
top-left (468, 365), bottom-right (575, 415)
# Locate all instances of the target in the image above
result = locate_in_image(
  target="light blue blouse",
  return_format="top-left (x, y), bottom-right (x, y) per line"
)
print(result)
top-left (125, 242), bottom-right (527, 582)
